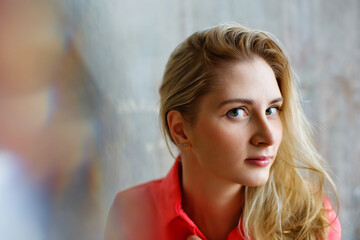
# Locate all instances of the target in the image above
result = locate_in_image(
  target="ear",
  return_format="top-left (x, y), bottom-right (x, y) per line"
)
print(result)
top-left (167, 110), bottom-right (191, 149)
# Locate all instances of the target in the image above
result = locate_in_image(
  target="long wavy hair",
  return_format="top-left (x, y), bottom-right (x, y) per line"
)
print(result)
top-left (159, 23), bottom-right (338, 239)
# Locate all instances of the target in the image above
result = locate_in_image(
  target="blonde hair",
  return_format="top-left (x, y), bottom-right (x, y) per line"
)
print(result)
top-left (159, 23), bottom-right (338, 239)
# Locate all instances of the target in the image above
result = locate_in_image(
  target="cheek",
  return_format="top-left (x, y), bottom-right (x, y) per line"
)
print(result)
top-left (192, 118), bottom-right (247, 151)
top-left (192, 120), bottom-right (221, 147)
top-left (274, 120), bottom-right (283, 147)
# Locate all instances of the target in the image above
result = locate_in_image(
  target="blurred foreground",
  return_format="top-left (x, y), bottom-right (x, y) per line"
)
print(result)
top-left (0, 1), bottom-right (111, 239)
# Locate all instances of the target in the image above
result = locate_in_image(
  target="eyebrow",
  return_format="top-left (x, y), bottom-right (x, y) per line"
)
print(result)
top-left (217, 97), bottom-right (284, 108)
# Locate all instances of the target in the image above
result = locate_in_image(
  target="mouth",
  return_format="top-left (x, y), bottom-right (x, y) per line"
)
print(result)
top-left (245, 156), bottom-right (272, 167)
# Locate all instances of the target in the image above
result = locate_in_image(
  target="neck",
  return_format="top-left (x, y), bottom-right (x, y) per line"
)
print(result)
top-left (180, 152), bottom-right (244, 240)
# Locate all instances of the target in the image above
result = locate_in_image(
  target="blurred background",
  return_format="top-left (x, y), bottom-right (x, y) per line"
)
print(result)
top-left (0, 0), bottom-right (358, 239)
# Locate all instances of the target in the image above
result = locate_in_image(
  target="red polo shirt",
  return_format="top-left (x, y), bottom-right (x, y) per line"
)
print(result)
top-left (105, 159), bottom-right (341, 240)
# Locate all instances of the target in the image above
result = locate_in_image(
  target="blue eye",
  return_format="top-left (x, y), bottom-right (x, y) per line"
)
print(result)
top-left (265, 107), bottom-right (282, 116)
top-left (226, 108), bottom-right (247, 119)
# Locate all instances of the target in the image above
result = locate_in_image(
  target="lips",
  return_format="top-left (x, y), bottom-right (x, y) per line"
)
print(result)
top-left (245, 156), bottom-right (272, 167)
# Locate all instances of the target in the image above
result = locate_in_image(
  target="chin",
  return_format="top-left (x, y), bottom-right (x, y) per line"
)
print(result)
top-left (243, 173), bottom-right (270, 187)
top-left (246, 181), bottom-right (268, 187)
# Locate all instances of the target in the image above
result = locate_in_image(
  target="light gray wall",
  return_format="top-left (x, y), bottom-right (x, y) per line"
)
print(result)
top-left (71, 0), bottom-right (359, 239)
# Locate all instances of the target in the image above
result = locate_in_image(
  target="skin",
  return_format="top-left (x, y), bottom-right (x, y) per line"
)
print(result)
top-left (167, 56), bottom-right (283, 240)
top-left (187, 236), bottom-right (202, 240)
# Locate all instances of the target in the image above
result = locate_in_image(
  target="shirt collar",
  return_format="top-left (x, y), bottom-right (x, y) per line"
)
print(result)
top-left (155, 156), bottom-right (247, 240)
top-left (155, 156), bottom-right (183, 225)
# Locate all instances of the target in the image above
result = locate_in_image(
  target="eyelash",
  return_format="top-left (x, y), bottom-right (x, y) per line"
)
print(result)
top-left (266, 106), bottom-right (283, 116)
top-left (226, 106), bottom-right (283, 119)
top-left (226, 107), bottom-right (247, 119)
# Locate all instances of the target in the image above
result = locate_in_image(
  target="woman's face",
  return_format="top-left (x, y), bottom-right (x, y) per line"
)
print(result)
top-left (185, 56), bottom-right (283, 187)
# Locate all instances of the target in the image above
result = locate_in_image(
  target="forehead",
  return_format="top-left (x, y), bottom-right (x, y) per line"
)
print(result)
top-left (202, 57), bottom-right (282, 107)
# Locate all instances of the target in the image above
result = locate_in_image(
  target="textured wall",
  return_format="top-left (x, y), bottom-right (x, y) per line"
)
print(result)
top-left (72, 0), bottom-right (359, 238)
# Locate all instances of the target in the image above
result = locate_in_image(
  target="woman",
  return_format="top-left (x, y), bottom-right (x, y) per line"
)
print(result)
top-left (105, 23), bottom-right (341, 240)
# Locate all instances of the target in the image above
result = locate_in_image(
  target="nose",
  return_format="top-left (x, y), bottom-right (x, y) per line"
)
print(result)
top-left (250, 116), bottom-right (275, 146)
